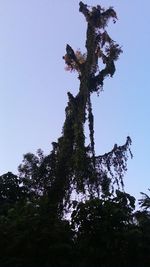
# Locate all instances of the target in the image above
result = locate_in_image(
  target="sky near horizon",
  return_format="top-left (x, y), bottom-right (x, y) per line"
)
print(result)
top-left (0, 0), bottom-right (150, 201)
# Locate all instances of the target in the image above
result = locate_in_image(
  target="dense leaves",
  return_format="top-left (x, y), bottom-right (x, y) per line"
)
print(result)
top-left (1, 181), bottom-right (150, 266)
top-left (0, 2), bottom-right (149, 267)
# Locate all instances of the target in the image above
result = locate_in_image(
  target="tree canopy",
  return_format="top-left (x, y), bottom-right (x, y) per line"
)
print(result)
top-left (0, 2), bottom-right (149, 267)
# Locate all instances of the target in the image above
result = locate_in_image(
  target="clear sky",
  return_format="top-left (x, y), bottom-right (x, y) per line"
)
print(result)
top-left (0, 0), bottom-right (150, 201)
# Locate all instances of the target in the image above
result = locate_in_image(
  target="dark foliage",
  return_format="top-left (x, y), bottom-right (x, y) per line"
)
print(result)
top-left (0, 2), bottom-right (149, 267)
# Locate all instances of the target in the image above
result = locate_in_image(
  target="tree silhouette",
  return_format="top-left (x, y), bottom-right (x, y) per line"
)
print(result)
top-left (2, 3), bottom-right (150, 267)
top-left (16, 2), bottom-right (133, 217)
top-left (45, 1), bottom-right (132, 214)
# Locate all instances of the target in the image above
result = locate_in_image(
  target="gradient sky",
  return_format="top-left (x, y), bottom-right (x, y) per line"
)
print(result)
top-left (0, 0), bottom-right (150, 201)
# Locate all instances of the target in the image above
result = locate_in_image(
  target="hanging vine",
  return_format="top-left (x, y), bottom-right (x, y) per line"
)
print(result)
top-left (45, 2), bottom-right (132, 214)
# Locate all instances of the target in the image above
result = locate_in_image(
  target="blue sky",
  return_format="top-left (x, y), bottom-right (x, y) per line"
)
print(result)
top-left (0, 0), bottom-right (150, 200)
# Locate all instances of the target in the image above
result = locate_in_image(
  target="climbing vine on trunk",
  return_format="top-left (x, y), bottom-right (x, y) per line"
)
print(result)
top-left (19, 2), bottom-right (132, 216)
